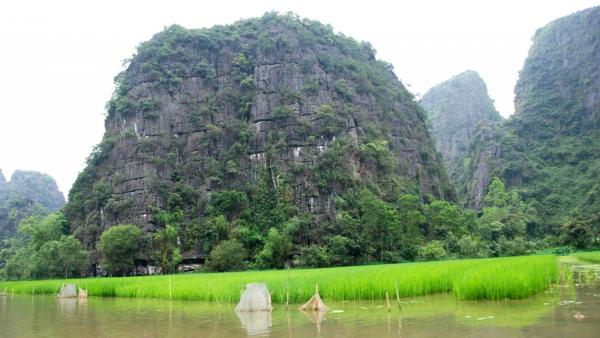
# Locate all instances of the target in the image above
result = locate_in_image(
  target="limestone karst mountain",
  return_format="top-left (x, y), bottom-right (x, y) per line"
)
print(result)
top-left (63, 13), bottom-right (454, 254)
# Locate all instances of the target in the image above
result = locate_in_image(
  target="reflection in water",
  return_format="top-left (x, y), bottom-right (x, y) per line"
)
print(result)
top-left (301, 308), bottom-right (326, 334)
top-left (236, 311), bottom-right (272, 336)
top-left (56, 298), bottom-right (78, 316)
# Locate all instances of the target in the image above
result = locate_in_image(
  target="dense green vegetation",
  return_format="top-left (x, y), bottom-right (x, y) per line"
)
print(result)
top-left (1, 175), bottom-right (578, 280)
top-left (0, 212), bottom-right (88, 280)
top-left (0, 255), bottom-right (558, 302)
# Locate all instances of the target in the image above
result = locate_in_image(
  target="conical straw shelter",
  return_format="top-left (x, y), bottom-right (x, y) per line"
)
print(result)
top-left (299, 285), bottom-right (327, 311)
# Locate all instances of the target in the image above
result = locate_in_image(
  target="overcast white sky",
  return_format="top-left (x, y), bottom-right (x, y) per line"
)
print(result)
top-left (0, 0), bottom-right (598, 197)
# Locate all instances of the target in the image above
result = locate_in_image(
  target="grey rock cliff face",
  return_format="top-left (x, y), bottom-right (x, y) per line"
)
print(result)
top-left (421, 70), bottom-right (502, 201)
top-left (463, 123), bottom-right (504, 209)
top-left (65, 15), bottom-right (453, 249)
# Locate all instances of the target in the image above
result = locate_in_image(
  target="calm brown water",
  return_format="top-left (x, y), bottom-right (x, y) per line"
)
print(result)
top-left (1, 285), bottom-right (599, 337)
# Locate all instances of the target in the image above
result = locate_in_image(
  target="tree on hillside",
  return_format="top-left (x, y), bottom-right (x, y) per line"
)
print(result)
top-left (254, 227), bottom-right (292, 269)
top-left (99, 224), bottom-right (141, 276)
top-left (207, 239), bottom-right (247, 271)
top-left (18, 212), bottom-right (67, 250)
top-left (423, 200), bottom-right (470, 239)
top-left (357, 189), bottom-right (402, 261)
top-left (479, 177), bottom-right (529, 242)
top-left (32, 235), bottom-right (89, 278)
top-left (153, 223), bottom-right (182, 274)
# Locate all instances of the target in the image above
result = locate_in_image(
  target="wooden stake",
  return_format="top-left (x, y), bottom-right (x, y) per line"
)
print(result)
top-left (286, 281), bottom-right (290, 308)
top-left (168, 275), bottom-right (172, 301)
top-left (385, 291), bottom-right (391, 312)
top-left (286, 267), bottom-right (290, 309)
top-left (395, 282), bottom-right (401, 310)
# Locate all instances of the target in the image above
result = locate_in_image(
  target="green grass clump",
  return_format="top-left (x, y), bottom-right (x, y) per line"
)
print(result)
top-left (0, 255), bottom-right (558, 302)
top-left (571, 251), bottom-right (600, 263)
top-left (452, 255), bottom-right (557, 300)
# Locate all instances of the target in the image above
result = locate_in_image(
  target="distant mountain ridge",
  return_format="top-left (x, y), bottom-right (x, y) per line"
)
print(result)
top-left (0, 170), bottom-right (65, 242)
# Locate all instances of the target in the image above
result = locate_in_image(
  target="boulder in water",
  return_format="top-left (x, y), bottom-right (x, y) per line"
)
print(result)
top-left (235, 283), bottom-right (272, 312)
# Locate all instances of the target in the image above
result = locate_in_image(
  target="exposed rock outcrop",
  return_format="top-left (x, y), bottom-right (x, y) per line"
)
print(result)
top-left (421, 70), bottom-right (502, 201)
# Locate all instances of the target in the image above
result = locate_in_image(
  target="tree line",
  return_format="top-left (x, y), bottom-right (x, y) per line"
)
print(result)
top-left (1, 176), bottom-right (596, 280)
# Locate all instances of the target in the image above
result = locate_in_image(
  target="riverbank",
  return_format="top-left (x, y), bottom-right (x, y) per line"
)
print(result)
top-left (0, 255), bottom-right (559, 302)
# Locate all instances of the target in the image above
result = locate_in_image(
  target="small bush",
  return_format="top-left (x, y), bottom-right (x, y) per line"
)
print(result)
top-left (334, 79), bottom-right (354, 101)
top-left (297, 245), bottom-right (330, 267)
top-left (457, 235), bottom-right (490, 258)
top-left (207, 239), bottom-right (247, 272)
top-left (417, 240), bottom-right (447, 261)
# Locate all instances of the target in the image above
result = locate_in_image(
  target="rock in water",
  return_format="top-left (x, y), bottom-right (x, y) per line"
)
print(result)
top-left (236, 283), bottom-right (272, 312)
top-left (57, 284), bottom-right (77, 298)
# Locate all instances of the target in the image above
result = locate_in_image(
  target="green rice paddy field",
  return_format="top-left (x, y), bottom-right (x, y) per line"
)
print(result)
top-left (571, 251), bottom-right (600, 263)
top-left (0, 255), bottom-right (559, 302)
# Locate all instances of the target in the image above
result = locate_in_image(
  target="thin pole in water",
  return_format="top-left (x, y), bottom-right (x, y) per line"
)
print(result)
top-left (386, 291), bottom-right (391, 312)
top-left (168, 275), bottom-right (172, 301)
top-left (395, 282), bottom-right (401, 311)
top-left (286, 265), bottom-right (290, 309)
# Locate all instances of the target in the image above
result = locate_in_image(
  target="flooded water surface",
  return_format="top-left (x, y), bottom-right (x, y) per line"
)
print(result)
top-left (1, 285), bottom-right (599, 337)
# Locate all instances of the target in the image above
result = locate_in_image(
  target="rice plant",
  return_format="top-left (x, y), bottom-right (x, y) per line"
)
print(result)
top-left (571, 251), bottom-right (600, 263)
top-left (0, 255), bottom-right (559, 302)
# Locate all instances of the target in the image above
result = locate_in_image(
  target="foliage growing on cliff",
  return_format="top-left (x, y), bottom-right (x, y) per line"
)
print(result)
top-left (461, 7), bottom-right (600, 247)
